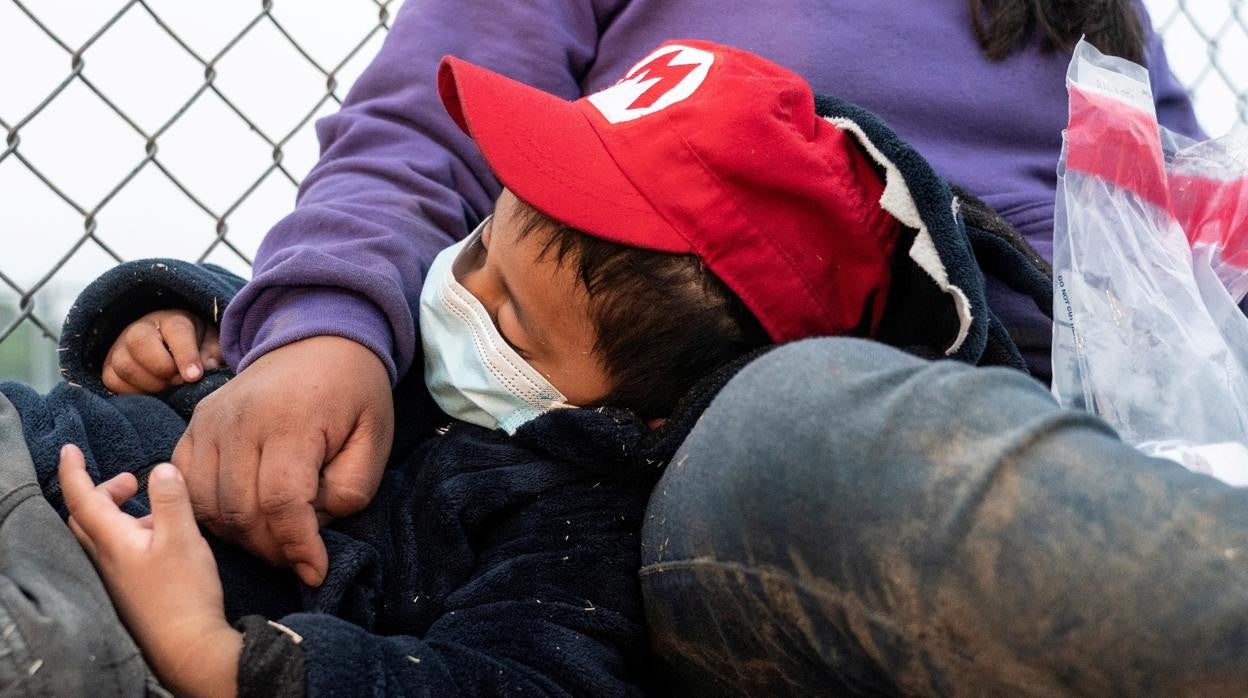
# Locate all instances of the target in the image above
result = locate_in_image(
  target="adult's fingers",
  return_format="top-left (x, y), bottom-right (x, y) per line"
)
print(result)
top-left (257, 434), bottom-right (328, 586)
top-left (157, 312), bottom-right (204, 382)
top-left (165, 336), bottom-right (390, 584)
top-left (173, 389), bottom-right (270, 558)
top-left (148, 463), bottom-right (201, 548)
top-left (215, 440), bottom-right (272, 559)
top-left (174, 427), bottom-right (223, 524)
top-left (170, 427), bottom-right (192, 477)
top-left (316, 415), bottom-right (388, 518)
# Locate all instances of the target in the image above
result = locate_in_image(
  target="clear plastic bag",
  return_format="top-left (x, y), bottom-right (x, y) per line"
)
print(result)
top-left (1052, 39), bottom-right (1248, 485)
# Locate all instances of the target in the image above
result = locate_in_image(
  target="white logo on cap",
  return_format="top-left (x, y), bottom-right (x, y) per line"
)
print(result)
top-left (587, 45), bottom-right (714, 124)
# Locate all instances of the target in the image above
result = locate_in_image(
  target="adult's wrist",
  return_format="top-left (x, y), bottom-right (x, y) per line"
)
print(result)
top-left (222, 286), bottom-right (399, 384)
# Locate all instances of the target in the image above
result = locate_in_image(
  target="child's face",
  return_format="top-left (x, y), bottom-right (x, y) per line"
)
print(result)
top-left (452, 189), bottom-right (614, 406)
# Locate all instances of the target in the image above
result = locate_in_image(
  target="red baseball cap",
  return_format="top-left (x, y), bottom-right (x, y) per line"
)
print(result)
top-left (438, 39), bottom-right (898, 342)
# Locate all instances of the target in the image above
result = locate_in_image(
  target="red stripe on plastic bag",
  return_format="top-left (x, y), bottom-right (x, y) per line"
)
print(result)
top-left (1066, 85), bottom-right (1168, 209)
top-left (1068, 85), bottom-right (1248, 270)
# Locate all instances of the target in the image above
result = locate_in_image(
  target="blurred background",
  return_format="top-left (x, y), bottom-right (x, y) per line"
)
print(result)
top-left (1, 0), bottom-right (1245, 389)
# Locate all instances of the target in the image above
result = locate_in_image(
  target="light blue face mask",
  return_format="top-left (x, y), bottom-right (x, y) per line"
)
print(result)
top-left (419, 219), bottom-right (571, 434)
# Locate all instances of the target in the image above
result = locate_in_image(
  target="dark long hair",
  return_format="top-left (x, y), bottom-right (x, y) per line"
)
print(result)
top-left (969, 0), bottom-right (1146, 63)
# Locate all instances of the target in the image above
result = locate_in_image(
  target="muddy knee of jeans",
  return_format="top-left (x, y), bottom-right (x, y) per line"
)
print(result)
top-left (640, 333), bottom-right (1074, 569)
top-left (640, 559), bottom-right (901, 697)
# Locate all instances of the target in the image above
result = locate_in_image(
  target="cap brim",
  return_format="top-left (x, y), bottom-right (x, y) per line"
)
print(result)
top-left (438, 56), bottom-right (688, 253)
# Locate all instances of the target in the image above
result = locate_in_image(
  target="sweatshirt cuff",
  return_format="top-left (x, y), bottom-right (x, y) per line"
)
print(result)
top-left (236, 615), bottom-right (306, 698)
top-left (221, 287), bottom-right (399, 385)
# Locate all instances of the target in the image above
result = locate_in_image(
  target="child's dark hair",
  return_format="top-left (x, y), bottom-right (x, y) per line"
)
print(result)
top-left (513, 201), bottom-right (771, 420)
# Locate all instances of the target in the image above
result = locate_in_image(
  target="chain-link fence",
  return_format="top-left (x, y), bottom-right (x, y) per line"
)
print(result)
top-left (1, 0), bottom-right (396, 388)
top-left (1, 0), bottom-right (1245, 389)
top-left (1154, 0), bottom-right (1248, 134)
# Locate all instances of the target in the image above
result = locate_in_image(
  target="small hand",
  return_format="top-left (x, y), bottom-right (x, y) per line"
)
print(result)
top-left (103, 309), bottom-right (223, 395)
top-left (59, 444), bottom-right (241, 697)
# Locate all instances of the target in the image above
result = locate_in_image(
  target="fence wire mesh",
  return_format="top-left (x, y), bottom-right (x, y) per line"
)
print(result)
top-left (1154, 0), bottom-right (1248, 134)
top-left (0, 0), bottom-right (394, 386)
top-left (0, 0), bottom-right (1245, 388)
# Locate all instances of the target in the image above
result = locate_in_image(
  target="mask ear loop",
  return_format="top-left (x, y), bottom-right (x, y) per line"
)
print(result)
top-left (449, 216), bottom-right (491, 281)
top-left (467, 215), bottom-right (491, 250)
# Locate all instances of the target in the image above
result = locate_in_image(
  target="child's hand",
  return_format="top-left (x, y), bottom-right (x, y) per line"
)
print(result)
top-left (59, 444), bottom-right (241, 697)
top-left (103, 309), bottom-right (223, 395)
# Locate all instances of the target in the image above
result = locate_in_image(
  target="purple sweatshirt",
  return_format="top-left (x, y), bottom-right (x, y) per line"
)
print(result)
top-left (221, 0), bottom-right (1204, 382)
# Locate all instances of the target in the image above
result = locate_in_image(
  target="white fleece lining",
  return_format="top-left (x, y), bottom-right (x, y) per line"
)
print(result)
top-left (823, 116), bottom-right (973, 355)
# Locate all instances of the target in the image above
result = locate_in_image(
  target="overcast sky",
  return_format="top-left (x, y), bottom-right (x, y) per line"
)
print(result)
top-left (1, 0), bottom-right (389, 293)
top-left (0, 0), bottom-right (1244, 303)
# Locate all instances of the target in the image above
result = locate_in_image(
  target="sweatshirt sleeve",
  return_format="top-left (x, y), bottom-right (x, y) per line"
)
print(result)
top-left (219, 0), bottom-right (628, 384)
top-left (235, 475), bottom-right (649, 697)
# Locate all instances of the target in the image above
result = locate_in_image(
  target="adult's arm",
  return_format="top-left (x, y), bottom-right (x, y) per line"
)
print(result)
top-left (188, 1), bottom-right (631, 585)
top-left (220, 0), bottom-right (626, 384)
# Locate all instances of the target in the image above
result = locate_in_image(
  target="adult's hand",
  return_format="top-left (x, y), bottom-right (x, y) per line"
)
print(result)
top-left (171, 336), bottom-right (394, 587)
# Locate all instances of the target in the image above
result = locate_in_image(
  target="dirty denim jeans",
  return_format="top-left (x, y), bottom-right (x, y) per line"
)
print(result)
top-left (0, 394), bottom-right (162, 696)
top-left (642, 338), bottom-right (1248, 696)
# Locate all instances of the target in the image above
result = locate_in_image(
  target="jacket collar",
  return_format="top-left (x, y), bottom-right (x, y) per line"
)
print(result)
top-left (814, 95), bottom-right (1051, 370)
